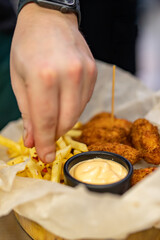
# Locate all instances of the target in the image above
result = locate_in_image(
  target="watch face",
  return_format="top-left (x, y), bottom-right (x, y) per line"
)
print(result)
top-left (47, 0), bottom-right (75, 6)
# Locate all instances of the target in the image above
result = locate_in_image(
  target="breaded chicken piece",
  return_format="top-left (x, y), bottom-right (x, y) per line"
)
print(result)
top-left (131, 167), bottom-right (157, 186)
top-left (131, 118), bottom-right (160, 164)
top-left (78, 127), bottom-right (128, 146)
top-left (88, 142), bottom-right (142, 165)
top-left (80, 114), bottom-right (132, 147)
top-left (83, 115), bottom-right (132, 135)
top-left (88, 112), bottom-right (114, 122)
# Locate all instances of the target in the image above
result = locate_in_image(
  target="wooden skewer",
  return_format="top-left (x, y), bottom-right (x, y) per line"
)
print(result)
top-left (111, 65), bottom-right (116, 123)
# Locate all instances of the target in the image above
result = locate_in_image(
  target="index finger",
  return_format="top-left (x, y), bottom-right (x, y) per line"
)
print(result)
top-left (27, 68), bottom-right (59, 163)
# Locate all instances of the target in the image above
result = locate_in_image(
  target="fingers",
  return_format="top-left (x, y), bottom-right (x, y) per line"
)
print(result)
top-left (10, 62), bottom-right (34, 148)
top-left (78, 36), bottom-right (97, 108)
top-left (26, 68), bottom-right (59, 163)
top-left (56, 55), bottom-right (97, 139)
top-left (56, 59), bottom-right (83, 138)
top-left (11, 53), bottom-right (97, 165)
top-left (80, 56), bottom-right (97, 111)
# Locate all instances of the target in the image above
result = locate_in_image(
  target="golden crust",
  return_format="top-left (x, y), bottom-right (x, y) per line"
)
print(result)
top-left (131, 167), bottom-right (157, 186)
top-left (87, 112), bottom-right (114, 122)
top-left (83, 116), bottom-right (132, 135)
top-left (88, 142), bottom-right (142, 165)
top-left (78, 127), bottom-right (128, 146)
top-left (130, 118), bottom-right (160, 164)
top-left (80, 112), bottom-right (133, 147)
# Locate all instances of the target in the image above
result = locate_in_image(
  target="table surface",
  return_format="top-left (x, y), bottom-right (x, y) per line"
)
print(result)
top-left (0, 212), bottom-right (31, 240)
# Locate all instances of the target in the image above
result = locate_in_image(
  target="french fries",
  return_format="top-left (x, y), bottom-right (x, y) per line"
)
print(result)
top-left (26, 159), bottom-right (43, 179)
top-left (63, 135), bottom-right (88, 152)
top-left (56, 137), bottom-right (67, 149)
top-left (66, 129), bottom-right (82, 138)
top-left (0, 135), bottom-right (21, 155)
top-left (0, 122), bottom-right (88, 183)
top-left (7, 156), bottom-right (26, 166)
top-left (56, 145), bottom-right (72, 160)
top-left (51, 156), bottom-right (63, 182)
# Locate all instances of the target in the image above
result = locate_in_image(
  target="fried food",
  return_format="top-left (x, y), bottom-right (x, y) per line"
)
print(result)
top-left (83, 118), bottom-right (132, 135)
top-left (64, 135), bottom-right (88, 152)
top-left (1, 122), bottom-right (88, 183)
top-left (82, 112), bottom-right (114, 130)
top-left (131, 167), bottom-right (157, 186)
top-left (130, 118), bottom-right (160, 164)
top-left (83, 111), bottom-right (132, 133)
top-left (81, 113), bottom-right (132, 147)
top-left (87, 112), bottom-right (114, 122)
top-left (88, 142), bottom-right (142, 165)
top-left (78, 127), bottom-right (128, 146)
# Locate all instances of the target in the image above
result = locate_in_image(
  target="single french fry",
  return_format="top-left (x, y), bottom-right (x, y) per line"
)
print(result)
top-left (19, 139), bottom-right (30, 156)
top-left (43, 172), bottom-right (51, 181)
top-left (0, 135), bottom-right (21, 153)
top-left (56, 137), bottom-right (67, 149)
top-left (17, 170), bottom-right (27, 177)
top-left (18, 137), bottom-right (28, 154)
top-left (7, 156), bottom-right (26, 166)
top-left (64, 136), bottom-right (88, 152)
top-left (7, 149), bottom-right (20, 158)
top-left (47, 167), bottom-right (52, 174)
top-left (61, 154), bottom-right (73, 166)
top-left (26, 159), bottom-right (42, 179)
top-left (51, 157), bottom-right (62, 182)
top-left (62, 158), bottom-right (67, 164)
top-left (60, 167), bottom-right (64, 180)
top-left (55, 145), bottom-right (72, 160)
top-left (29, 147), bottom-right (36, 157)
top-left (73, 122), bottom-right (82, 129)
top-left (66, 129), bottom-right (82, 138)
top-left (73, 149), bottom-right (81, 155)
top-left (18, 137), bottom-right (23, 145)
top-left (36, 161), bottom-right (45, 171)
top-left (67, 153), bottom-right (73, 159)
top-left (25, 169), bottom-right (33, 178)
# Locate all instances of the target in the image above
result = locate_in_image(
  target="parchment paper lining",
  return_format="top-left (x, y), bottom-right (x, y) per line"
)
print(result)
top-left (0, 61), bottom-right (160, 240)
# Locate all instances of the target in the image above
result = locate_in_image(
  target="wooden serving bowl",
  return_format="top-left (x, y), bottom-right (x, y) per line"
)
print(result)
top-left (14, 212), bottom-right (160, 240)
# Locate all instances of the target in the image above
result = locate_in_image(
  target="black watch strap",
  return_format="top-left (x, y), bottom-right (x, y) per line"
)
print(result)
top-left (18, 0), bottom-right (81, 25)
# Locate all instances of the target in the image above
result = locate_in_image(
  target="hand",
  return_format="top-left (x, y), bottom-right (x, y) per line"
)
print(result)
top-left (10, 3), bottom-right (97, 163)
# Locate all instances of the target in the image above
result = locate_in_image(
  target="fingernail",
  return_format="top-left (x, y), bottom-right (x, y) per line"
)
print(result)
top-left (23, 128), bottom-right (28, 143)
top-left (45, 152), bottom-right (55, 163)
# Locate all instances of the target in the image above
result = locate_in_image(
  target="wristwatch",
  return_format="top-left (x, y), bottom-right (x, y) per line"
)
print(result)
top-left (18, 0), bottom-right (81, 25)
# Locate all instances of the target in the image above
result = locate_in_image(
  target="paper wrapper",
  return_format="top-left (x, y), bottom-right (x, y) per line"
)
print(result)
top-left (1, 61), bottom-right (160, 240)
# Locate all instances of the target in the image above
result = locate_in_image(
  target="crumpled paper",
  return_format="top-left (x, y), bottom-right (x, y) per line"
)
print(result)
top-left (0, 61), bottom-right (160, 240)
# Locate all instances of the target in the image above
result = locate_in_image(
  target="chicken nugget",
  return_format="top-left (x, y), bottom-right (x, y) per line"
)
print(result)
top-left (112, 118), bottom-right (132, 135)
top-left (82, 112), bottom-right (115, 130)
top-left (83, 116), bottom-right (132, 135)
top-left (88, 142), bottom-right (142, 165)
top-left (88, 112), bottom-right (114, 122)
top-left (131, 167), bottom-right (157, 186)
top-left (78, 127), bottom-right (127, 146)
top-left (131, 118), bottom-right (160, 164)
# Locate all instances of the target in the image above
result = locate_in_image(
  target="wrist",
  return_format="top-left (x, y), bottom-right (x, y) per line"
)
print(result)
top-left (18, 0), bottom-right (80, 26)
top-left (18, 2), bottom-right (78, 28)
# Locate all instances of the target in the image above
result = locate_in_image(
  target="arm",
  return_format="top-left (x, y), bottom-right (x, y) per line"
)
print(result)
top-left (10, 2), bottom-right (97, 163)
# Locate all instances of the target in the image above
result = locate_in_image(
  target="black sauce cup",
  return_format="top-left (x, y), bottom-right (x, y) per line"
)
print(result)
top-left (64, 151), bottom-right (133, 194)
